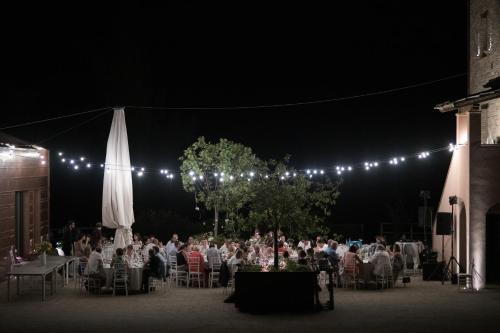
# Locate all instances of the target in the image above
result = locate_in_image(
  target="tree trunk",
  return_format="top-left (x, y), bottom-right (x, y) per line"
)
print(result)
top-left (214, 205), bottom-right (219, 237)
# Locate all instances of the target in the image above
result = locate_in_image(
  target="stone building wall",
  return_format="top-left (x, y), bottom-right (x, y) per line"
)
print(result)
top-left (469, 0), bottom-right (500, 94)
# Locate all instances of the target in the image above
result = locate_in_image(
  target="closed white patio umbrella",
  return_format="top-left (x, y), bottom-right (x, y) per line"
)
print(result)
top-left (102, 108), bottom-right (135, 250)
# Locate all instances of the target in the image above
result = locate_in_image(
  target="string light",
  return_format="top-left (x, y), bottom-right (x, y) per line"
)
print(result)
top-left (41, 160), bottom-right (46, 165)
top-left (53, 142), bottom-right (454, 182)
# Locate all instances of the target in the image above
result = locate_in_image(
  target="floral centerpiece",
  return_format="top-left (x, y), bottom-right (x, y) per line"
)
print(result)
top-left (35, 241), bottom-right (53, 265)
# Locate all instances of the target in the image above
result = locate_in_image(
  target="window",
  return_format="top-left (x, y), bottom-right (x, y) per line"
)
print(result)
top-left (476, 11), bottom-right (492, 57)
top-left (481, 99), bottom-right (500, 144)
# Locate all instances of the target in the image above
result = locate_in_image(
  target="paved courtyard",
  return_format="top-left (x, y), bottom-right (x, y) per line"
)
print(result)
top-left (1, 276), bottom-right (499, 333)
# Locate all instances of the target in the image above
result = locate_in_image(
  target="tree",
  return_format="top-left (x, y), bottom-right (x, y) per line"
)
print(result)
top-left (179, 137), bottom-right (260, 237)
top-left (248, 158), bottom-right (340, 268)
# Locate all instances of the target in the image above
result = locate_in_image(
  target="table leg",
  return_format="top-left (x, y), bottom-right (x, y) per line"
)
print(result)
top-left (42, 274), bottom-right (46, 301)
top-left (7, 275), bottom-right (10, 301)
top-left (16, 276), bottom-right (20, 296)
top-left (50, 271), bottom-right (54, 296)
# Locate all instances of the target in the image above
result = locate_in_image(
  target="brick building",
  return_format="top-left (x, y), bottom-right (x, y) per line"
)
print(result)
top-left (433, 0), bottom-right (500, 289)
top-left (0, 131), bottom-right (50, 280)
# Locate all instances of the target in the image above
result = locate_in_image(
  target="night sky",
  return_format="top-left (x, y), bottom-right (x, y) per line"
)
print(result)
top-left (2, 2), bottom-right (469, 240)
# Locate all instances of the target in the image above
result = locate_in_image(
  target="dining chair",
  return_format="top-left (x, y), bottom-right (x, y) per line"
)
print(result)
top-left (169, 255), bottom-right (187, 287)
top-left (187, 256), bottom-right (205, 288)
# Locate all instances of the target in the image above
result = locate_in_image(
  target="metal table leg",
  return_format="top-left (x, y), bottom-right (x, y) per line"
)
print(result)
top-left (16, 276), bottom-right (20, 296)
top-left (42, 274), bottom-right (46, 301)
top-left (7, 275), bottom-right (10, 301)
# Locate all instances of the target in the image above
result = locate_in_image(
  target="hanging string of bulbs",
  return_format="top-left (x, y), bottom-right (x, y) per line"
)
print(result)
top-left (42, 143), bottom-right (459, 182)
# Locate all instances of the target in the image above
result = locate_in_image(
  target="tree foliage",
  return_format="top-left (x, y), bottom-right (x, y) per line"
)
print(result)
top-left (179, 137), bottom-right (260, 236)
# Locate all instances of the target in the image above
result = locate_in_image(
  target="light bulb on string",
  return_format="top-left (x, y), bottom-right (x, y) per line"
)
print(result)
top-left (86, 163), bottom-right (91, 168)
top-left (449, 143), bottom-right (455, 152)
top-left (100, 164), bottom-right (104, 168)
top-left (337, 170), bottom-right (341, 175)
top-left (249, 172), bottom-right (255, 177)
top-left (80, 157), bottom-right (85, 161)
top-left (189, 171), bottom-right (194, 176)
top-left (141, 167), bottom-right (145, 172)
top-left (240, 173), bottom-right (244, 177)
top-left (138, 171), bottom-right (144, 177)
top-left (293, 173), bottom-right (297, 177)
top-left (347, 166), bottom-right (352, 171)
top-left (58, 152), bottom-right (63, 156)
top-left (61, 158), bottom-right (66, 163)
top-left (221, 172), bottom-right (224, 176)
top-left (41, 160), bottom-right (46, 165)
top-left (313, 169), bottom-right (317, 174)
top-left (70, 159), bottom-right (75, 164)
top-left (192, 176), bottom-right (197, 181)
top-left (219, 178), bottom-right (224, 182)
top-left (160, 169), bottom-right (164, 174)
top-left (306, 169), bottom-right (311, 174)
top-left (229, 175), bottom-right (234, 180)
top-left (74, 165), bottom-right (79, 170)
top-left (320, 170), bottom-right (324, 174)
top-left (199, 175), bottom-right (204, 180)
top-left (400, 157), bottom-right (405, 162)
top-left (214, 172), bottom-right (218, 177)
top-left (131, 167), bottom-right (135, 171)
top-left (374, 162), bottom-right (379, 167)
top-left (280, 176), bottom-right (285, 180)
top-left (285, 171), bottom-right (289, 176)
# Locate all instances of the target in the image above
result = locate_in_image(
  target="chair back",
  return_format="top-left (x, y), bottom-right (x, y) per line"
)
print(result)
top-left (169, 255), bottom-right (178, 270)
top-left (188, 256), bottom-right (200, 272)
top-left (383, 264), bottom-right (393, 278)
top-left (343, 257), bottom-right (357, 274)
top-left (114, 262), bottom-right (127, 280)
top-left (210, 261), bottom-right (222, 272)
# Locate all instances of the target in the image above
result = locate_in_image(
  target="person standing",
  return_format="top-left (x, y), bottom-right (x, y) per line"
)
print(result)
top-left (62, 220), bottom-right (77, 256)
top-left (90, 222), bottom-right (103, 250)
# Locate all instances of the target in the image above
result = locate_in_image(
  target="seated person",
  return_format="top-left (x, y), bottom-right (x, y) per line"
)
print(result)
top-left (341, 245), bottom-right (362, 275)
top-left (391, 244), bottom-right (404, 284)
top-left (277, 240), bottom-right (286, 254)
top-left (206, 242), bottom-right (221, 269)
top-left (124, 244), bottom-right (140, 268)
top-left (86, 247), bottom-right (106, 285)
top-left (227, 249), bottom-right (243, 274)
top-left (370, 245), bottom-right (392, 278)
top-left (142, 249), bottom-right (162, 293)
top-left (297, 250), bottom-right (308, 265)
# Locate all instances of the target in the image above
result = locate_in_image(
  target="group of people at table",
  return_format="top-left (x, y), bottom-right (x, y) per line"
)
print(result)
top-left (66, 222), bottom-right (405, 293)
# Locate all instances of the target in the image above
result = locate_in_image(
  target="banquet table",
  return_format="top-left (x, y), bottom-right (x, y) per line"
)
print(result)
top-left (6, 259), bottom-right (59, 301)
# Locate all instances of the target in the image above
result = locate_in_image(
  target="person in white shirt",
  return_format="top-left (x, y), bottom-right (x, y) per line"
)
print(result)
top-left (206, 243), bottom-right (220, 269)
top-left (370, 245), bottom-right (392, 277)
top-left (86, 247), bottom-right (106, 283)
top-left (165, 234), bottom-right (178, 256)
top-left (298, 240), bottom-right (311, 251)
top-left (227, 250), bottom-right (243, 274)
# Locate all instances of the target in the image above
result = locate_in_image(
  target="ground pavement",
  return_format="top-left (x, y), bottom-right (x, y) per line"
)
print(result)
top-left (0, 276), bottom-right (499, 333)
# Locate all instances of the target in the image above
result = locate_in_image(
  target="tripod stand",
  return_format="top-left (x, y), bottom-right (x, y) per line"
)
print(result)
top-left (442, 197), bottom-right (465, 284)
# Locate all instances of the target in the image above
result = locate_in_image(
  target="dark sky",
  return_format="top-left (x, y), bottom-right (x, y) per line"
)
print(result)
top-left (2, 2), bottom-right (469, 239)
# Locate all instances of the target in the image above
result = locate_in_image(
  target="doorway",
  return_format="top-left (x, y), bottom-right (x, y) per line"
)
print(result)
top-left (486, 204), bottom-right (500, 284)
